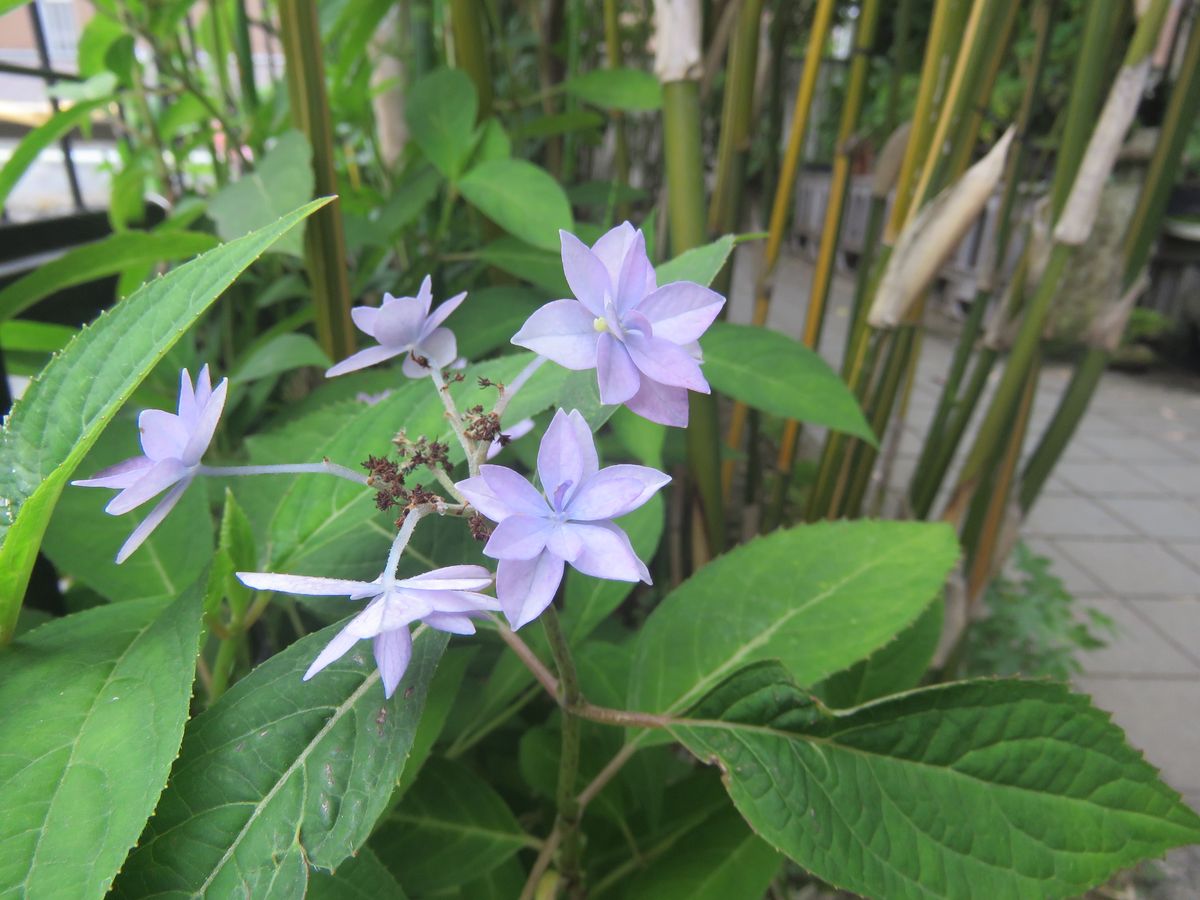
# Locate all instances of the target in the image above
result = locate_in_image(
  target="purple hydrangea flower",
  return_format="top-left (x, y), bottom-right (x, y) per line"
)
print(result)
top-left (456, 409), bottom-right (669, 630)
top-left (327, 275), bottom-right (466, 378)
top-left (236, 565), bottom-right (498, 697)
top-left (512, 223), bottom-right (725, 427)
top-left (73, 365), bottom-right (227, 564)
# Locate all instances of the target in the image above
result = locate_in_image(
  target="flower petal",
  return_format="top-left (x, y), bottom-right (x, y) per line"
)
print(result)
top-left (638, 282), bottom-right (725, 344)
top-left (625, 377), bottom-right (690, 427)
top-left (596, 333), bottom-right (641, 405)
top-left (591, 221), bottom-right (638, 287)
top-left (138, 409), bottom-right (190, 461)
top-left (567, 465), bottom-right (671, 520)
top-left (422, 612), bottom-right (478, 635)
top-left (624, 332), bottom-right (710, 392)
top-left (303, 623), bottom-right (362, 682)
top-left (422, 291), bottom-right (467, 334)
top-left (560, 230), bottom-right (612, 316)
top-left (178, 368), bottom-right (199, 422)
top-left (72, 455), bottom-right (153, 489)
top-left (403, 589), bottom-right (500, 613)
top-left (351, 305), bottom-right (380, 334)
top-left (395, 565), bottom-right (494, 591)
top-left (565, 520), bottom-right (650, 583)
top-left (412, 327), bottom-right (457, 371)
top-left (236, 571), bottom-right (382, 597)
top-left (374, 295), bottom-right (426, 347)
top-left (458, 466), bottom-right (548, 521)
top-left (537, 409), bottom-right (599, 502)
top-left (484, 514), bottom-right (553, 560)
top-left (115, 477), bottom-right (191, 563)
top-left (511, 300), bottom-right (600, 370)
top-left (194, 364), bottom-right (213, 406)
top-left (546, 523), bottom-right (583, 562)
top-left (416, 274), bottom-right (433, 317)
top-left (374, 627), bottom-right (413, 698)
top-left (496, 552), bottom-right (564, 630)
top-left (615, 227), bottom-right (654, 314)
top-left (180, 376), bottom-right (228, 467)
top-left (106, 457), bottom-right (188, 515)
top-left (326, 344), bottom-right (403, 378)
top-left (347, 593), bottom-right (430, 638)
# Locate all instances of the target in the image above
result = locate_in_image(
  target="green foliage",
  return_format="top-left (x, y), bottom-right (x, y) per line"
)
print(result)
top-left (307, 849), bottom-right (408, 900)
top-left (112, 624), bottom-right (447, 897)
top-left (655, 234), bottom-right (735, 285)
top-left (405, 68), bottom-right (479, 181)
top-left (0, 99), bottom-right (111, 209)
top-left (673, 661), bottom-right (1200, 899)
top-left (565, 67), bottom-right (664, 111)
top-left (964, 542), bottom-right (1116, 680)
top-left (0, 589), bottom-right (203, 898)
top-left (458, 159), bottom-right (574, 251)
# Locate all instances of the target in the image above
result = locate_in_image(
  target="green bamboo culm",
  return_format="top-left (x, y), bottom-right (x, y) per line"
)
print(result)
top-left (278, 0), bottom-right (356, 361)
top-left (450, 0), bottom-right (494, 118)
top-left (1019, 7), bottom-right (1200, 512)
top-left (232, 0), bottom-right (259, 112)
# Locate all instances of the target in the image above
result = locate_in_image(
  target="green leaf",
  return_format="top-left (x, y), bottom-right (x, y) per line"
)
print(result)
top-left (629, 520), bottom-right (959, 715)
top-left (820, 596), bottom-right (944, 708)
top-left (613, 808), bottom-right (780, 900)
top-left (510, 110), bottom-right (606, 140)
top-left (373, 166), bottom-right (441, 238)
top-left (672, 662), bottom-right (1200, 900)
top-left (0, 588), bottom-right (203, 899)
top-left (0, 199), bottom-right (328, 643)
top-left (406, 68), bottom-right (477, 180)
top-left (609, 406), bottom-right (666, 468)
top-left (0, 230), bottom-right (219, 324)
top-left (233, 333), bottom-right (332, 383)
top-left (479, 237), bottom-right (570, 294)
top-left (0, 320), bottom-right (76, 354)
top-left (42, 423), bottom-right (214, 604)
top-left (112, 623), bottom-right (447, 897)
top-left (459, 159), bottom-right (574, 251)
top-left (394, 647), bottom-right (473, 799)
top-left (307, 848), bottom-right (408, 900)
top-left (446, 285), bottom-right (545, 361)
top-left (700, 323), bottom-right (876, 444)
top-left (655, 235), bottom-right (734, 287)
top-left (372, 758), bottom-right (535, 894)
top-left (565, 67), bottom-right (663, 111)
top-left (471, 118), bottom-right (512, 166)
top-left (0, 98), bottom-right (109, 209)
top-left (208, 130), bottom-right (314, 256)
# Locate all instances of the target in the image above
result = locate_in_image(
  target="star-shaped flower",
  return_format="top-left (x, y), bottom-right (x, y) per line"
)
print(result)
top-left (73, 365), bottom-right (227, 563)
top-left (456, 409), bottom-right (669, 630)
top-left (327, 275), bottom-right (466, 378)
top-left (512, 223), bottom-right (725, 426)
top-left (236, 565), bottom-right (499, 697)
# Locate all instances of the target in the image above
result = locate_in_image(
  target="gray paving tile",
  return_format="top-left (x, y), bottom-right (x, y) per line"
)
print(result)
top-left (1023, 538), bottom-right (1104, 595)
top-left (1167, 542), bottom-right (1200, 576)
top-left (1125, 598), bottom-right (1200, 668)
top-left (1101, 497), bottom-right (1200, 541)
top-left (1025, 495), bottom-right (1137, 538)
top-left (1073, 676), bottom-right (1200, 795)
top-left (1077, 598), bottom-right (1200, 676)
top-left (1091, 434), bottom-right (1193, 463)
top-left (1056, 461), bottom-right (1165, 497)
top-left (1138, 462), bottom-right (1200, 496)
top-left (1056, 539), bottom-right (1200, 596)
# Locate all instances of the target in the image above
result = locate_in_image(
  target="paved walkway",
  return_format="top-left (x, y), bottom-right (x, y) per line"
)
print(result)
top-left (729, 246), bottom-right (1200, 881)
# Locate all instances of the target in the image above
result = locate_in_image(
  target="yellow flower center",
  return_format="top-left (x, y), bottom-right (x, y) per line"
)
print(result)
top-left (592, 317), bottom-right (608, 333)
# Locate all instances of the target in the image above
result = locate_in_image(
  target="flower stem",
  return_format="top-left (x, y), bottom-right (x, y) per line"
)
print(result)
top-left (472, 355), bottom-right (547, 471)
top-left (197, 461), bottom-right (369, 485)
top-left (542, 606), bottom-right (583, 891)
top-left (385, 505), bottom-right (431, 580)
top-left (429, 368), bottom-right (478, 469)
top-left (207, 628), bottom-right (241, 705)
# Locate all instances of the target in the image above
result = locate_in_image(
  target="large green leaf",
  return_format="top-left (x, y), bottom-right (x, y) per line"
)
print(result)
top-left (654, 235), bottom-right (734, 287)
top-left (565, 67), bottom-right (663, 111)
top-left (700, 323), bottom-right (875, 443)
top-left (0, 199), bottom-right (327, 642)
top-left (208, 130), bottom-right (314, 256)
top-left (478, 237), bottom-right (570, 294)
top-left (405, 68), bottom-right (477, 181)
top-left (459, 159), bottom-right (574, 251)
top-left (307, 848), bottom-right (408, 900)
top-left (112, 623), bottom-right (447, 897)
top-left (0, 98), bottom-right (110, 209)
top-left (0, 230), bottom-right (219, 323)
top-left (0, 588), bottom-right (203, 899)
top-left (672, 662), bottom-right (1200, 900)
top-left (371, 758), bottom-right (536, 895)
top-left (629, 520), bottom-right (958, 715)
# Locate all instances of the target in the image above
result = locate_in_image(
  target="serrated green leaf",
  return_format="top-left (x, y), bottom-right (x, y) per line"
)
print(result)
top-left (307, 848), bottom-right (408, 900)
top-left (629, 520), bottom-right (959, 715)
top-left (565, 67), bottom-right (663, 111)
top-left (372, 758), bottom-right (535, 894)
top-left (700, 322), bottom-right (876, 443)
top-left (459, 159), bottom-right (574, 251)
top-left (672, 662), bottom-right (1200, 900)
top-left (655, 235), bottom-right (734, 287)
top-left (112, 623), bottom-right (447, 898)
top-left (406, 68), bottom-right (477, 180)
top-left (0, 199), bottom-right (328, 642)
top-left (0, 230), bottom-right (219, 324)
top-left (0, 588), bottom-right (203, 899)
top-left (394, 647), bottom-right (473, 799)
top-left (208, 130), bottom-right (314, 256)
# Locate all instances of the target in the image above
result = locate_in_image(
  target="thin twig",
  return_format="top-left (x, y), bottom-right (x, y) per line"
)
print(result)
top-left (519, 827), bottom-right (563, 900)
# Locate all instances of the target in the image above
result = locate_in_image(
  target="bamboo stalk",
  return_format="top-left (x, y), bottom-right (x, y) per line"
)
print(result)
top-left (232, 0), bottom-right (259, 112)
top-left (450, 0), bottom-right (494, 118)
top-left (278, 0), bottom-right (356, 361)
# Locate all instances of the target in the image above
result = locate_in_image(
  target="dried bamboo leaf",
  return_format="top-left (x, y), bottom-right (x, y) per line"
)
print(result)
top-left (871, 121), bottom-right (912, 198)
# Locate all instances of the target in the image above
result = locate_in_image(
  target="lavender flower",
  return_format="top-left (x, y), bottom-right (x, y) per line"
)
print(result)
top-left (236, 565), bottom-right (498, 697)
top-left (456, 409), bottom-right (669, 630)
top-left (512, 223), bottom-right (725, 426)
top-left (327, 275), bottom-right (466, 378)
top-left (73, 365), bottom-right (227, 564)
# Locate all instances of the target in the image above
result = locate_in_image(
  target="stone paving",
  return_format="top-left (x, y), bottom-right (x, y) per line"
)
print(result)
top-left (729, 245), bottom-right (1200, 883)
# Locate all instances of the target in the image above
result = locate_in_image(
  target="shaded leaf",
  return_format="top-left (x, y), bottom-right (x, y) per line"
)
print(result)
top-left (406, 68), bottom-right (477, 180)
top-left (233, 333), bottom-right (331, 383)
top-left (459, 159), bottom-right (574, 251)
top-left (307, 848), bottom-right (408, 900)
top-left (478, 237), bottom-right (570, 294)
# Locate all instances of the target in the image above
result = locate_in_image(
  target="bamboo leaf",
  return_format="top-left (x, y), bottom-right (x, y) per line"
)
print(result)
top-left (0, 589), bottom-right (203, 899)
top-left (458, 159), bottom-right (574, 251)
top-left (565, 67), bottom-right (664, 111)
top-left (0, 98), bottom-right (110, 209)
top-left (672, 662), bottom-right (1200, 899)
